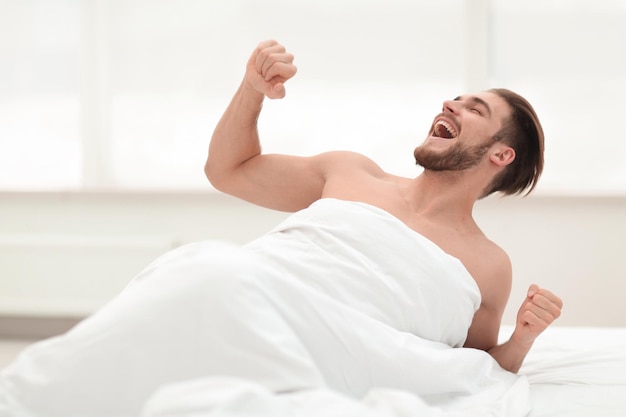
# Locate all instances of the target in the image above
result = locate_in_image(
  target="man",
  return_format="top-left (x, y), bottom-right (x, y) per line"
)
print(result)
top-left (205, 40), bottom-right (562, 374)
top-left (1, 40), bottom-right (562, 416)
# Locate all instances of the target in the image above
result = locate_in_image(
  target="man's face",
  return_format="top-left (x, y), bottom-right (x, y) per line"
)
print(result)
top-left (414, 92), bottom-right (511, 171)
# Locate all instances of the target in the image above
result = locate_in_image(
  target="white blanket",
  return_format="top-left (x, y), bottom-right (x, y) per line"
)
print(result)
top-left (0, 198), bottom-right (530, 417)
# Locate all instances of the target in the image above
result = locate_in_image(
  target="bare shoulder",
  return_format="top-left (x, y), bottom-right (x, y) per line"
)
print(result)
top-left (318, 151), bottom-right (400, 202)
top-left (318, 150), bottom-right (385, 175)
top-left (482, 238), bottom-right (512, 277)
top-left (463, 237), bottom-right (512, 350)
top-left (473, 237), bottom-right (512, 303)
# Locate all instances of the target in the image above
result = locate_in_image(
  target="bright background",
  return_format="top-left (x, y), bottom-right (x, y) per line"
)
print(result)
top-left (2, 0), bottom-right (625, 192)
top-left (1, 0), bottom-right (625, 331)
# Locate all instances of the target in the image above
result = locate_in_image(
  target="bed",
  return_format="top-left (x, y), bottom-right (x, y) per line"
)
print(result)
top-left (500, 325), bottom-right (626, 417)
top-left (1, 325), bottom-right (624, 417)
top-left (1, 199), bottom-right (625, 416)
top-left (132, 325), bottom-right (626, 417)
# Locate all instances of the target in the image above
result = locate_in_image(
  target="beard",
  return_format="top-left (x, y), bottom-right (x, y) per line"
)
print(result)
top-left (414, 140), bottom-right (491, 171)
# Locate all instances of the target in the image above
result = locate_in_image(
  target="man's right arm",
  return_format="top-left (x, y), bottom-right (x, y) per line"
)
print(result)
top-left (205, 40), bottom-right (328, 212)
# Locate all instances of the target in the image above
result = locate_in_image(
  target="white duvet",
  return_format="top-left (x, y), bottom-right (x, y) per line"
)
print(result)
top-left (0, 198), bottom-right (530, 417)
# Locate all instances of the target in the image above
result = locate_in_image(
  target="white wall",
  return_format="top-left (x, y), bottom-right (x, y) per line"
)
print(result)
top-left (474, 193), bottom-right (626, 327)
top-left (1, 191), bottom-right (625, 327)
top-left (2, 1), bottom-right (626, 338)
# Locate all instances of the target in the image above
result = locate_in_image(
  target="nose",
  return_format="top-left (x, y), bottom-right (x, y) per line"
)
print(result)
top-left (442, 100), bottom-right (460, 115)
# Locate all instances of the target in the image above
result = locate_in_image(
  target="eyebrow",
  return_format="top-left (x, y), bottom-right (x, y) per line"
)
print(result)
top-left (453, 95), bottom-right (492, 118)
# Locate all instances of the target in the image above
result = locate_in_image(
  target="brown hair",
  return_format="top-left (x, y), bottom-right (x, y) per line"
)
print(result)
top-left (484, 88), bottom-right (545, 197)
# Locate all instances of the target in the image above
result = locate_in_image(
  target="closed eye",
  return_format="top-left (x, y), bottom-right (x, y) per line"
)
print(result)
top-left (454, 95), bottom-right (492, 118)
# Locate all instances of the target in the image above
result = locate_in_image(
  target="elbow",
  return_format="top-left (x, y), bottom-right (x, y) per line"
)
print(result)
top-left (204, 157), bottom-right (237, 194)
top-left (204, 158), bottom-right (224, 190)
top-left (204, 158), bottom-right (214, 183)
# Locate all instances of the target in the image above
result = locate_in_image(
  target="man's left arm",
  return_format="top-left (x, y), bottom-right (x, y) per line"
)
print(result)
top-left (487, 285), bottom-right (563, 373)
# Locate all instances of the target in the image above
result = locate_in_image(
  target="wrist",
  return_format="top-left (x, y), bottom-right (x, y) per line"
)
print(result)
top-left (240, 77), bottom-right (266, 102)
top-left (231, 80), bottom-right (265, 124)
top-left (510, 328), bottom-right (535, 351)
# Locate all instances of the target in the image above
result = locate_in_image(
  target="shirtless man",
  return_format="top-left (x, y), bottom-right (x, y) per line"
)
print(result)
top-left (205, 40), bottom-right (563, 374)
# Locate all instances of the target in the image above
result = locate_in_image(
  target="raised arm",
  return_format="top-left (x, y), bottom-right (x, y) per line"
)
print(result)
top-left (205, 40), bottom-right (328, 212)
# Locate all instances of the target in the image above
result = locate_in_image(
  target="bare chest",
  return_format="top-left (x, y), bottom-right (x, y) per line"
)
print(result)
top-left (326, 197), bottom-right (486, 285)
top-left (322, 174), bottom-right (490, 275)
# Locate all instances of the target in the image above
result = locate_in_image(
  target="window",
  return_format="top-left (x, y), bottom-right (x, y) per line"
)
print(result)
top-left (1, 0), bottom-right (624, 193)
top-left (0, 0), bottom-right (81, 189)
top-left (490, 0), bottom-right (626, 193)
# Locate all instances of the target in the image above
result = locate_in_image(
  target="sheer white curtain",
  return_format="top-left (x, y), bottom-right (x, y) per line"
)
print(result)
top-left (0, 0), bottom-right (467, 190)
top-left (0, 0), bottom-right (82, 189)
top-left (1, 0), bottom-right (624, 192)
top-left (489, 0), bottom-right (626, 193)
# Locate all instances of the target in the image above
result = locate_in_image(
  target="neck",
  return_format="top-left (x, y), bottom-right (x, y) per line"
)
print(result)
top-left (406, 170), bottom-right (484, 220)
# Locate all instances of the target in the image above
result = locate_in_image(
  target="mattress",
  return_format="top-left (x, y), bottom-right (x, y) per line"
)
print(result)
top-left (1, 326), bottom-right (625, 416)
top-left (499, 325), bottom-right (626, 417)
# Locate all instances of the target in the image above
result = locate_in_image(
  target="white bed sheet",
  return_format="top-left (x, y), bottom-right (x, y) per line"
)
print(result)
top-left (500, 325), bottom-right (626, 417)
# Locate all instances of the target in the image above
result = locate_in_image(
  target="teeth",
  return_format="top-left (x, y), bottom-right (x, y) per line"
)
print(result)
top-left (435, 120), bottom-right (457, 138)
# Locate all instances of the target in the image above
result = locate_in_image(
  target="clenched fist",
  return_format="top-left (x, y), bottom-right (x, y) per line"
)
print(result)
top-left (513, 284), bottom-right (563, 346)
top-left (245, 40), bottom-right (297, 99)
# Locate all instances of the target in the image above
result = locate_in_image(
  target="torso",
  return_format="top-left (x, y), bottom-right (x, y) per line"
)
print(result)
top-left (319, 157), bottom-right (511, 333)
top-left (321, 172), bottom-right (490, 282)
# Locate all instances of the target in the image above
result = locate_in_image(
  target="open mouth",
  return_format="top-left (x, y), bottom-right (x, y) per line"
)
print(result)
top-left (432, 120), bottom-right (458, 139)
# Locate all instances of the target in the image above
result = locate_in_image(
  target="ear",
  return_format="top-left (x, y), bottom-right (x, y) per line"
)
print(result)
top-left (489, 146), bottom-right (515, 167)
